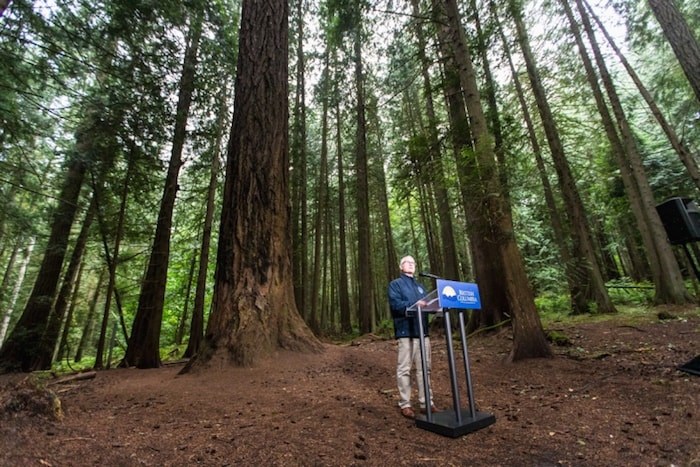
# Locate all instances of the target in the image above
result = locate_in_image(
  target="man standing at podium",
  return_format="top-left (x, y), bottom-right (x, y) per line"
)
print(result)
top-left (388, 255), bottom-right (436, 419)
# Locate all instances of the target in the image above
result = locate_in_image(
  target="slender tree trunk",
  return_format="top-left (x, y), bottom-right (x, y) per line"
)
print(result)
top-left (0, 240), bottom-right (19, 327)
top-left (509, 0), bottom-right (615, 314)
top-left (336, 75), bottom-right (352, 334)
top-left (583, 0), bottom-right (700, 191)
top-left (33, 197), bottom-right (97, 369)
top-left (183, 87), bottom-right (228, 359)
top-left (56, 258), bottom-right (84, 361)
top-left (123, 15), bottom-right (203, 368)
top-left (0, 155), bottom-right (86, 372)
top-left (573, 0), bottom-right (690, 304)
top-left (175, 250), bottom-right (197, 346)
top-left (436, 0), bottom-right (552, 359)
top-left (353, 11), bottom-right (374, 335)
top-left (74, 268), bottom-right (106, 363)
top-left (309, 54), bottom-right (330, 336)
top-left (291, 0), bottom-right (309, 321)
top-left (0, 237), bottom-right (31, 346)
top-left (647, 0), bottom-right (700, 104)
top-left (490, 0), bottom-right (580, 308)
top-left (183, 0), bottom-right (320, 370)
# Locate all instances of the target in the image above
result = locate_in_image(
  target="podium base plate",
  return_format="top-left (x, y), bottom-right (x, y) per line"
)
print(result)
top-left (415, 409), bottom-right (495, 438)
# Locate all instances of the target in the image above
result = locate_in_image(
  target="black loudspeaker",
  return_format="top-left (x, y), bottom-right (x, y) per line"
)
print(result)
top-left (656, 197), bottom-right (700, 245)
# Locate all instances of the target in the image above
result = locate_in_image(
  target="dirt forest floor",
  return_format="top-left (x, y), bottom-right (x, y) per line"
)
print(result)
top-left (1, 307), bottom-right (699, 467)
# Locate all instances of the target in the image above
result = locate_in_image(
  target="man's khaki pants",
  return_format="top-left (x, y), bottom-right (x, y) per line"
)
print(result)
top-left (396, 337), bottom-right (432, 409)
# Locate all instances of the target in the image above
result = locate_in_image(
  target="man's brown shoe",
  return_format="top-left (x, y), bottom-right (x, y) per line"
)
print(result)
top-left (400, 407), bottom-right (415, 419)
top-left (420, 405), bottom-right (439, 414)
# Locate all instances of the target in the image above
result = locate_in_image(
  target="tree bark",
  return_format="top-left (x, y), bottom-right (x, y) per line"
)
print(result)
top-left (335, 71), bottom-right (352, 335)
top-left (508, 0), bottom-right (616, 314)
top-left (489, 0), bottom-right (580, 308)
top-left (123, 14), bottom-right (203, 368)
top-left (435, 0), bottom-right (552, 359)
top-left (572, 0), bottom-right (690, 304)
top-left (74, 268), bottom-right (106, 363)
top-left (647, 0), bottom-right (700, 104)
top-left (410, 0), bottom-right (459, 280)
top-left (353, 9), bottom-right (374, 335)
top-left (291, 0), bottom-right (309, 323)
top-left (183, 0), bottom-right (321, 370)
top-left (183, 86), bottom-right (228, 359)
top-left (33, 197), bottom-right (97, 369)
top-left (0, 155), bottom-right (86, 373)
top-left (583, 0), bottom-right (700, 192)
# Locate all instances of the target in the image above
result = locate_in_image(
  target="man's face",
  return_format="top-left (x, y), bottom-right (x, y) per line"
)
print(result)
top-left (401, 257), bottom-right (416, 276)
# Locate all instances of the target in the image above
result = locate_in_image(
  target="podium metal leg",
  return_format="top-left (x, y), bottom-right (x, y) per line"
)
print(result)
top-left (414, 308), bottom-right (495, 437)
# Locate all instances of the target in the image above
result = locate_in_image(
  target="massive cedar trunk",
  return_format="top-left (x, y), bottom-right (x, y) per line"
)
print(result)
top-left (436, 0), bottom-right (551, 359)
top-left (647, 0), bottom-right (700, 104)
top-left (184, 0), bottom-right (320, 369)
top-left (569, 0), bottom-right (690, 304)
top-left (0, 155), bottom-right (86, 373)
top-left (508, 0), bottom-right (615, 315)
top-left (123, 16), bottom-right (202, 369)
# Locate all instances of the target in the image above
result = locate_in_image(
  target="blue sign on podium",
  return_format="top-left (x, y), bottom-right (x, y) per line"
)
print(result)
top-left (436, 280), bottom-right (481, 310)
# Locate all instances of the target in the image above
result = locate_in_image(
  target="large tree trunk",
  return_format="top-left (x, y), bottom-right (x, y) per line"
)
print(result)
top-left (508, 0), bottom-right (615, 315)
top-left (0, 155), bottom-right (86, 373)
top-left (436, 0), bottom-right (551, 359)
top-left (183, 0), bottom-right (320, 370)
top-left (647, 0), bottom-right (700, 104)
top-left (123, 15), bottom-right (202, 369)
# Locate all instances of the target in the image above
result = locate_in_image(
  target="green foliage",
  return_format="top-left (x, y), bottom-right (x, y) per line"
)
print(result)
top-left (374, 318), bottom-right (394, 339)
top-left (605, 279), bottom-right (655, 305)
top-left (535, 291), bottom-right (572, 320)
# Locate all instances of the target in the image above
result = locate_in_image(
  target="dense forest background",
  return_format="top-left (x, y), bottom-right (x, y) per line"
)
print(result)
top-left (0, 0), bottom-right (698, 372)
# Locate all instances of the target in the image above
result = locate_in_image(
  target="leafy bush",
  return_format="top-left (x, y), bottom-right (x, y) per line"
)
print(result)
top-left (535, 291), bottom-right (571, 321)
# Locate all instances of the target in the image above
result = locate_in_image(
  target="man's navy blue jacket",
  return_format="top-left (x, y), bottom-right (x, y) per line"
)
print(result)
top-left (387, 274), bottom-right (430, 338)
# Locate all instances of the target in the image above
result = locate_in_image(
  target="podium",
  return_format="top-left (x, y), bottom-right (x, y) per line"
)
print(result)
top-left (407, 279), bottom-right (496, 437)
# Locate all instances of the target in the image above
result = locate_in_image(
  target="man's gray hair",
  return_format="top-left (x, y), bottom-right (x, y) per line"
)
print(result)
top-left (399, 255), bottom-right (415, 268)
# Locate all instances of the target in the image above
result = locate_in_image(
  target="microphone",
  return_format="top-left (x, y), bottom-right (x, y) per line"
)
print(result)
top-left (419, 271), bottom-right (441, 280)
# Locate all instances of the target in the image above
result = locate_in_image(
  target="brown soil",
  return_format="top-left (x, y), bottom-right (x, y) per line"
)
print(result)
top-left (1, 307), bottom-right (699, 466)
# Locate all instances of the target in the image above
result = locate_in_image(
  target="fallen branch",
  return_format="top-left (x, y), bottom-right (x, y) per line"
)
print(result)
top-left (48, 371), bottom-right (96, 386)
